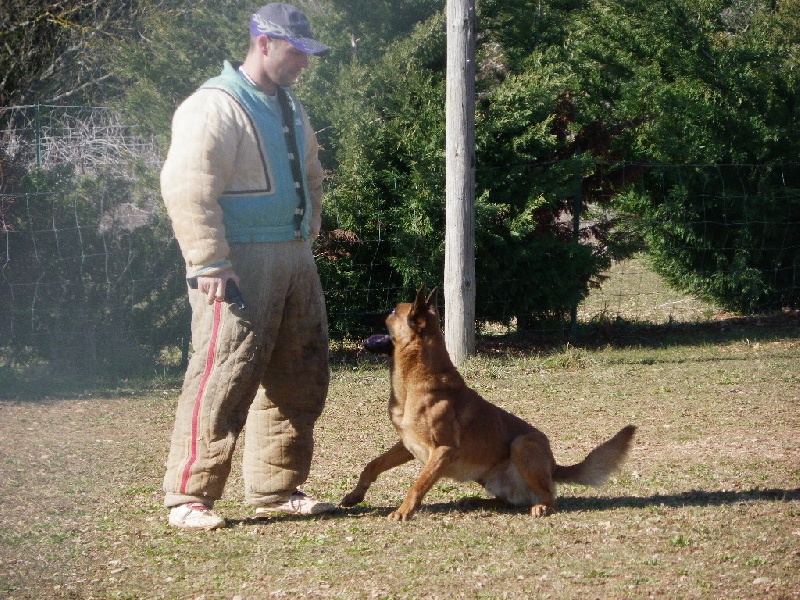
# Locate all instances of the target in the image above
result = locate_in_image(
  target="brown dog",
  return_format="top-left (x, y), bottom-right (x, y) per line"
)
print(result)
top-left (341, 286), bottom-right (636, 520)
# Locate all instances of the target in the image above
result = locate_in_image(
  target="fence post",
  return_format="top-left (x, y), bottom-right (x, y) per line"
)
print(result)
top-left (444, 0), bottom-right (477, 366)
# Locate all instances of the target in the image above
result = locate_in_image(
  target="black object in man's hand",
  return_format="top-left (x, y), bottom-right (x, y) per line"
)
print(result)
top-left (186, 277), bottom-right (247, 309)
top-left (224, 279), bottom-right (246, 309)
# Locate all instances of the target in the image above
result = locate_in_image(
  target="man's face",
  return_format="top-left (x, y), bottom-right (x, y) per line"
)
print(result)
top-left (264, 38), bottom-right (310, 87)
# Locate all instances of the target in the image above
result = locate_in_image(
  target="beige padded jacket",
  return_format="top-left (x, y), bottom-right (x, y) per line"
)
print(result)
top-left (161, 64), bottom-right (324, 278)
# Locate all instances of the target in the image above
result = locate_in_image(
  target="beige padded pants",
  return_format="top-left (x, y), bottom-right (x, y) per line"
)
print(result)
top-left (163, 240), bottom-right (329, 508)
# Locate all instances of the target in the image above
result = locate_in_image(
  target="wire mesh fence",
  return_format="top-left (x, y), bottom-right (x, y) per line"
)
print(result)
top-left (1, 104), bottom-right (161, 174)
top-left (1, 105), bottom-right (797, 374)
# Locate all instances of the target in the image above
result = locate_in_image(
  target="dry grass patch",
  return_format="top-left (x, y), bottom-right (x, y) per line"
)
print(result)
top-left (2, 324), bottom-right (799, 599)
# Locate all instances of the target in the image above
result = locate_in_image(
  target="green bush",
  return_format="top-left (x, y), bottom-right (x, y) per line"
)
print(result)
top-left (617, 165), bottom-right (800, 312)
top-left (572, 0), bottom-right (800, 312)
top-left (315, 11), bottom-right (616, 329)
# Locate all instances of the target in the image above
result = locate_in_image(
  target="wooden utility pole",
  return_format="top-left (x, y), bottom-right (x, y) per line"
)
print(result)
top-left (444, 0), bottom-right (476, 365)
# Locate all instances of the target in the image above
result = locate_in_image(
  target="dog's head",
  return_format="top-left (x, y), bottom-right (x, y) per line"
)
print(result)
top-left (385, 286), bottom-right (440, 349)
top-left (361, 286), bottom-right (440, 355)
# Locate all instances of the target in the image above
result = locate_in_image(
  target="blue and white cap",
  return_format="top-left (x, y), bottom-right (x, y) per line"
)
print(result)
top-left (250, 3), bottom-right (330, 56)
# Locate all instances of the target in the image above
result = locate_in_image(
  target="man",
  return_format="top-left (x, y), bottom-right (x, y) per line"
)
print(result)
top-left (161, 3), bottom-right (334, 530)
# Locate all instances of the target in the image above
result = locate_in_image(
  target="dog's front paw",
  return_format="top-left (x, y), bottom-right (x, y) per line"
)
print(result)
top-left (340, 490), bottom-right (365, 507)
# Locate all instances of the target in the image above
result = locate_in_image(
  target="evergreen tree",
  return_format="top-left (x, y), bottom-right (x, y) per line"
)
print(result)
top-left (570, 0), bottom-right (800, 311)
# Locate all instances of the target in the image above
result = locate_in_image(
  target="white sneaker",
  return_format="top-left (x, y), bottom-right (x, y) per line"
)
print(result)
top-left (168, 502), bottom-right (226, 530)
top-left (255, 490), bottom-right (336, 516)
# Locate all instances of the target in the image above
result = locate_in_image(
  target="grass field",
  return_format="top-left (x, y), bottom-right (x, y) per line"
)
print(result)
top-left (1, 261), bottom-right (798, 599)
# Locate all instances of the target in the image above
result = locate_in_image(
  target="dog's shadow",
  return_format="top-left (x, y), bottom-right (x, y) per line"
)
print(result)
top-left (338, 487), bottom-right (800, 518)
top-left (224, 488), bottom-right (798, 526)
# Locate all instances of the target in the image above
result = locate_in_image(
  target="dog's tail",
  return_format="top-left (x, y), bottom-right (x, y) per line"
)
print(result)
top-left (553, 425), bottom-right (636, 486)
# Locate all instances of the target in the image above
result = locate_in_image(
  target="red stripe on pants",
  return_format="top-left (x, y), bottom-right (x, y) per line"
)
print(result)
top-left (180, 300), bottom-right (223, 494)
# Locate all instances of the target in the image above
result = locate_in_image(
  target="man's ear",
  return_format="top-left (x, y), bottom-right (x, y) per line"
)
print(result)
top-left (258, 34), bottom-right (271, 55)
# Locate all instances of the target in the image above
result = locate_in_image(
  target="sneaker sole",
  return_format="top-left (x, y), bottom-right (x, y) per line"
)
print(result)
top-left (169, 520), bottom-right (226, 530)
top-left (254, 505), bottom-right (335, 517)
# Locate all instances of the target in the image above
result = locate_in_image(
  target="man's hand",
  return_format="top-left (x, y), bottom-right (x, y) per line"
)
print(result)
top-left (196, 268), bottom-right (240, 305)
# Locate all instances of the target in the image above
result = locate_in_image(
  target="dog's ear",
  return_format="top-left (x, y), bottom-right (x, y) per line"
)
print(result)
top-left (415, 285), bottom-right (428, 305)
top-left (426, 287), bottom-right (439, 317)
top-left (409, 285), bottom-right (431, 331)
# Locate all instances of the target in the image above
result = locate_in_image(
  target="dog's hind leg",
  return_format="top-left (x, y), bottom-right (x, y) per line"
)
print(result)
top-left (510, 432), bottom-right (558, 517)
top-left (341, 441), bottom-right (414, 507)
